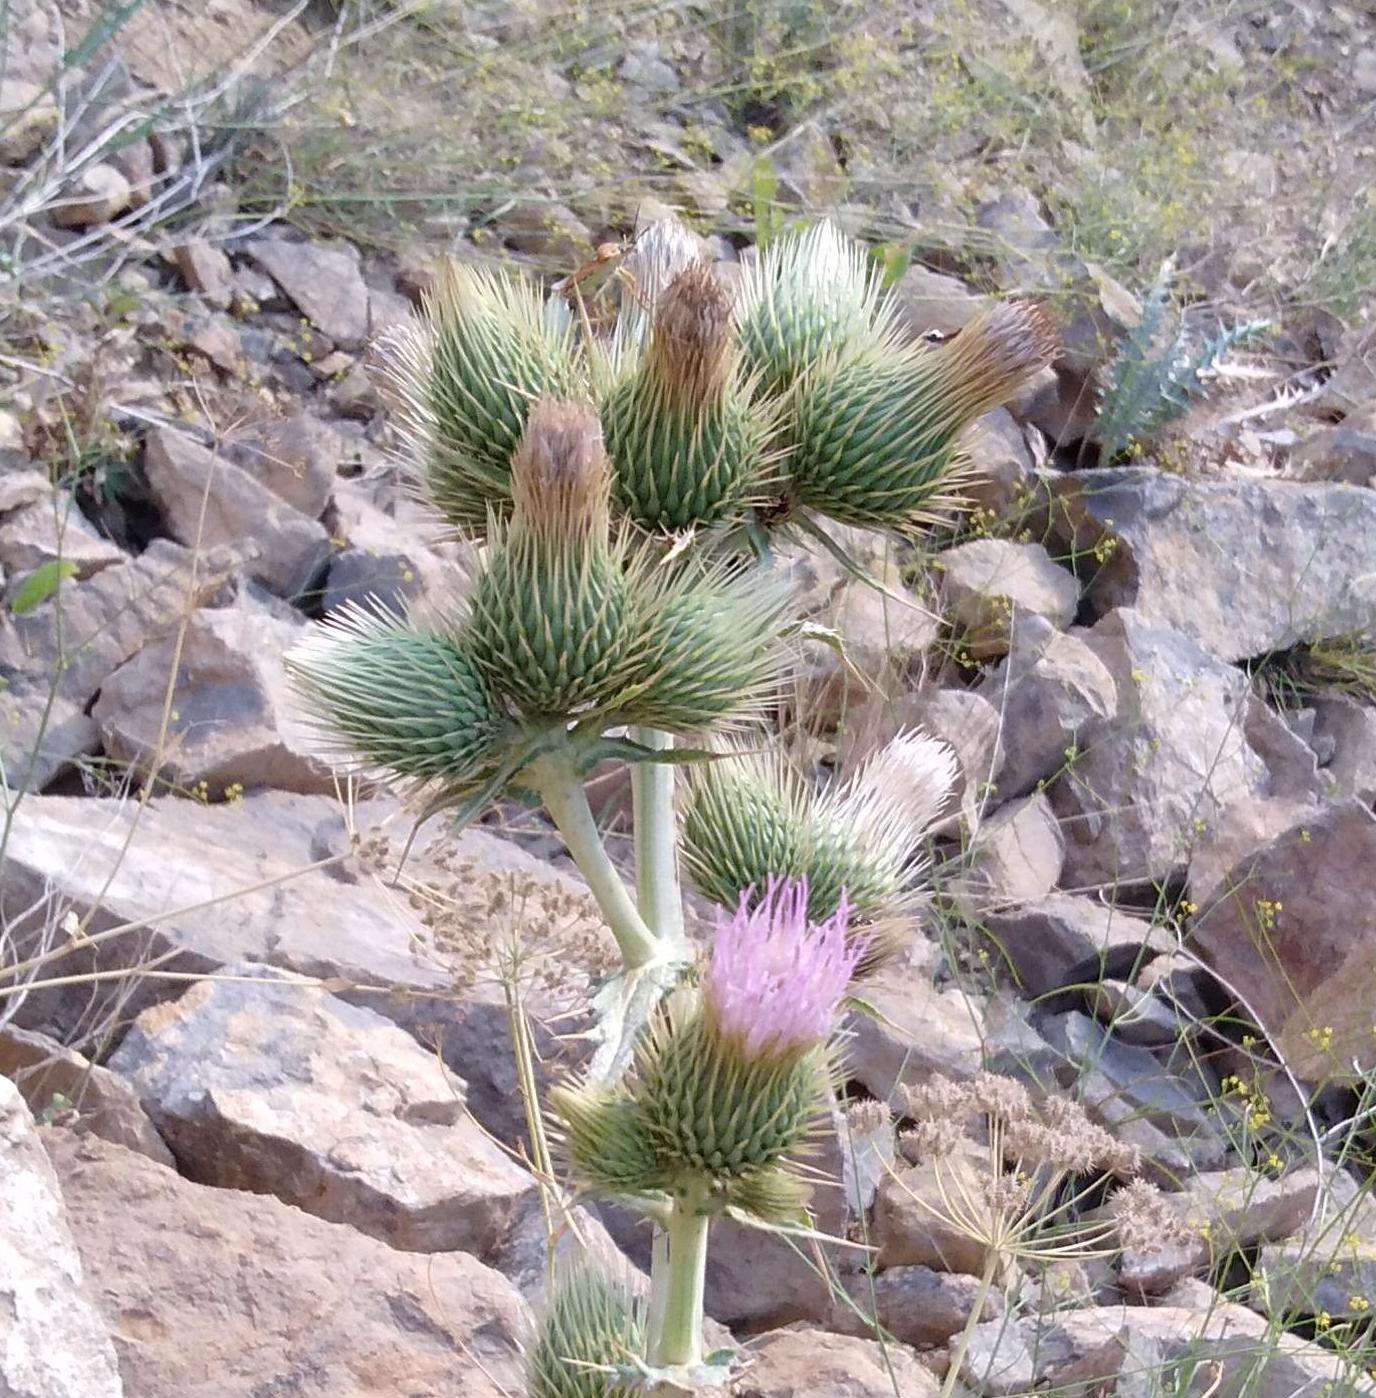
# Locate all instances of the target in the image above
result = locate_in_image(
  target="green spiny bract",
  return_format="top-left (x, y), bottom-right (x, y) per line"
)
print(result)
top-left (638, 1013), bottom-right (827, 1178)
top-left (614, 562), bottom-right (795, 733)
top-left (785, 300), bottom-right (1059, 533)
top-left (465, 398), bottom-right (638, 717)
top-left (722, 1166), bottom-right (813, 1225)
top-left (525, 1267), bottom-right (645, 1398)
top-left (736, 221), bottom-right (893, 398)
top-left (378, 260), bottom-right (583, 532)
top-left (284, 604), bottom-right (501, 800)
top-left (549, 1083), bottom-right (670, 1197)
top-left (601, 262), bottom-right (771, 532)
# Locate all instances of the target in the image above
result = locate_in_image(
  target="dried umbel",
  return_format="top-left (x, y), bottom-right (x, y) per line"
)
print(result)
top-left (737, 221), bottom-right (892, 397)
top-left (284, 602), bottom-right (502, 802)
top-left (465, 399), bottom-right (638, 716)
top-left (785, 300), bottom-right (1059, 532)
top-left (525, 1266), bottom-right (645, 1398)
top-left (601, 263), bottom-right (771, 531)
top-left (681, 728), bottom-right (957, 962)
top-left (551, 880), bottom-right (857, 1220)
top-left (378, 260), bottom-right (582, 532)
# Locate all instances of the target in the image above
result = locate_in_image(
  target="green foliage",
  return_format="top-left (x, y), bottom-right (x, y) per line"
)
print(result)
top-left (8, 560), bottom-right (78, 615)
top-left (526, 1267), bottom-right (645, 1398)
top-left (1094, 264), bottom-right (1270, 463)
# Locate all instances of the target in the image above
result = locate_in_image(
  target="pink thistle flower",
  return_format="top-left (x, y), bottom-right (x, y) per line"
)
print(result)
top-left (704, 877), bottom-right (863, 1061)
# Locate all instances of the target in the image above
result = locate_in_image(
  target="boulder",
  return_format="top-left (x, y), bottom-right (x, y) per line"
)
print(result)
top-left (937, 538), bottom-right (1079, 659)
top-left (91, 602), bottom-right (335, 794)
top-left (0, 538), bottom-right (236, 788)
top-left (980, 616), bottom-right (1117, 800)
top-left (1190, 800), bottom-right (1376, 1081)
top-left (0, 75), bottom-right (58, 162)
top-left (143, 427), bottom-right (330, 596)
top-left (737, 1326), bottom-right (939, 1398)
top-left (949, 790), bottom-right (1065, 916)
top-left (1051, 608), bottom-right (1293, 888)
top-left (1311, 694), bottom-right (1376, 803)
top-left (46, 1131), bottom-right (527, 1397)
top-left (1287, 408), bottom-right (1376, 487)
top-left (247, 237), bottom-right (371, 349)
top-left (0, 487), bottom-right (125, 584)
top-left (0, 791), bottom-right (605, 1146)
top-left (873, 1146), bottom-right (995, 1277)
top-left (1049, 468), bottom-right (1376, 663)
top-left (110, 969), bottom-right (536, 1256)
top-left (0, 1023), bottom-right (172, 1165)
top-left (172, 239), bottom-right (234, 310)
top-left (50, 162), bottom-right (132, 227)
top-left (0, 1080), bottom-right (123, 1398)
top-left (832, 1263), bottom-right (1001, 1347)
top-left (955, 1301), bottom-right (1372, 1398)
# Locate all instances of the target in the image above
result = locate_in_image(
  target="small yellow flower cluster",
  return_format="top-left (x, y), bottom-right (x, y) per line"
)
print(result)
top-left (223, 782), bottom-right (245, 803)
top-left (1253, 897), bottom-right (1283, 932)
top-left (1219, 1074), bottom-right (1272, 1131)
top-left (1305, 1025), bottom-right (1335, 1054)
top-left (1351, 1296), bottom-right (1372, 1313)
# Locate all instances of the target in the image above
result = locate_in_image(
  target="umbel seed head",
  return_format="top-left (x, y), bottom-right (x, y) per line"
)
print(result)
top-left (465, 398), bottom-right (636, 717)
top-left (525, 1266), bottom-right (645, 1398)
top-left (785, 299), bottom-right (1058, 533)
top-left (284, 604), bottom-right (501, 801)
top-left (376, 260), bottom-right (582, 532)
top-left (601, 263), bottom-right (771, 532)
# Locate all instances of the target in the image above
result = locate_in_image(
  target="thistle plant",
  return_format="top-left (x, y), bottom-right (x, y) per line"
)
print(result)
top-left (286, 211), bottom-right (1053, 1394)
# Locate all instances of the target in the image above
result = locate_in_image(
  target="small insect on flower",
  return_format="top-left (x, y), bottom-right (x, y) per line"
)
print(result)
top-left (704, 878), bottom-right (865, 1061)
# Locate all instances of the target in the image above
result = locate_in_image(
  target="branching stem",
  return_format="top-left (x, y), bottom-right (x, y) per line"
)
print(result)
top-left (630, 726), bottom-right (685, 948)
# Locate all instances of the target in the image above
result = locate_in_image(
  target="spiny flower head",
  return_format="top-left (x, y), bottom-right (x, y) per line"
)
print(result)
top-left (525, 1265), bottom-right (644, 1398)
top-left (507, 396), bottom-right (612, 543)
top-left (705, 878), bottom-right (863, 1062)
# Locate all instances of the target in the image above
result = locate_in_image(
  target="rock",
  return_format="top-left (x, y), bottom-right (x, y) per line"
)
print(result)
top-left (1051, 608), bottom-right (1289, 889)
top-left (0, 467), bottom-right (51, 513)
top-left (46, 1131), bottom-right (527, 1396)
top-left (738, 1326), bottom-right (938, 1398)
top-left (979, 616), bottom-right (1117, 800)
top-left (1049, 469), bottom-right (1376, 663)
top-left (0, 75), bottom-right (58, 162)
top-left (950, 790), bottom-right (1064, 915)
top-left (180, 313), bottom-right (246, 374)
top-left (1311, 694), bottom-right (1376, 803)
top-left (976, 187), bottom-right (1062, 288)
top-left (1257, 1237), bottom-right (1376, 1322)
top-left (173, 239), bottom-right (233, 309)
top-left (326, 361), bottom-right (380, 418)
top-left (1320, 324), bottom-right (1376, 418)
top-left (937, 539), bottom-right (1079, 660)
top-left (109, 136), bottom-right (156, 208)
top-left (980, 893), bottom-right (1163, 998)
top-left (367, 285), bottom-right (416, 339)
top-left (0, 1024), bottom-right (172, 1165)
top-left (617, 41), bottom-right (679, 92)
top-left (1288, 408), bottom-right (1376, 487)
top-left (248, 237), bottom-right (370, 349)
top-left (957, 1301), bottom-right (1373, 1398)
top-left (50, 162), bottom-right (132, 227)
top-left (109, 969), bottom-right (536, 1256)
top-left (835, 1263), bottom-right (1002, 1346)
top-left (0, 488), bottom-right (125, 584)
top-left (1191, 800), bottom-right (1376, 1081)
top-left (500, 199), bottom-right (592, 262)
top-left (845, 959), bottom-right (984, 1107)
top-left (232, 412), bottom-right (340, 517)
top-left (892, 263), bottom-right (985, 342)
top-left (0, 1080), bottom-right (124, 1398)
top-left (91, 602), bottom-right (335, 795)
top-left (0, 539), bottom-right (236, 788)
top-left (873, 1146), bottom-right (994, 1276)
top-left (0, 791), bottom-right (605, 1145)
top-left (965, 406), bottom-right (1044, 516)
top-left (143, 426), bottom-right (331, 596)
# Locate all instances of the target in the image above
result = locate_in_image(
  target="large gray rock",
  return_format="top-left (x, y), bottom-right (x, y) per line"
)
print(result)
top-left (873, 1146), bottom-right (995, 1277)
top-left (247, 238), bottom-right (371, 349)
top-left (937, 538), bottom-right (1079, 659)
top-left (144, 426), bottom-right (330, 597)
top-left (0, 487), bottom-right (125, 585)
top-left (47, 1130), bottom-right (527, 1397)
top-left (0, 538), bottom-right (235, 788)
top-left (1191, 799), bottom-right (1376, 1082)
top-left (1311, 694), bottom-right (1376, 803)
top-left (737, 1326), bottom-right (939, 1398)
top-left (835, 1263), bottom-right (1001, 1346)
top-left (91, 602), bottom-right (335, 794)
top-left (950, 790), bottom-right (1064, 915)
top-left (1050, 468), bottom-right (1376, 662)
top-left (0, 1080), bottom-right (124, 1398)
top-left (956, 1301), bottom-right (1373, 1398)
top-left (231, 412), bottom-right (341, 517)
top-left (979, 616), bottom-right (1117, 800)
top-left (1051, 608), bottom-right (1296, 888)
top-left (0, 1024), bottom-right (172, 1166)
top-left (1288, 408), bottom-right (1376, 487)
top-left (110, 970), bottom-right (536, 1256)
top-left (0, 791), bottom-right (605, 1144)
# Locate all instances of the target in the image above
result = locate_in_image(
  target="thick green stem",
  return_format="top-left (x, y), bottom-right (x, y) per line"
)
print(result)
top-left (648, 1181), bottom-right (711, 1369)
top-left (630, 727), bottom-right (685, 948)
top-left (532, 756), bottom-right (661, 971)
